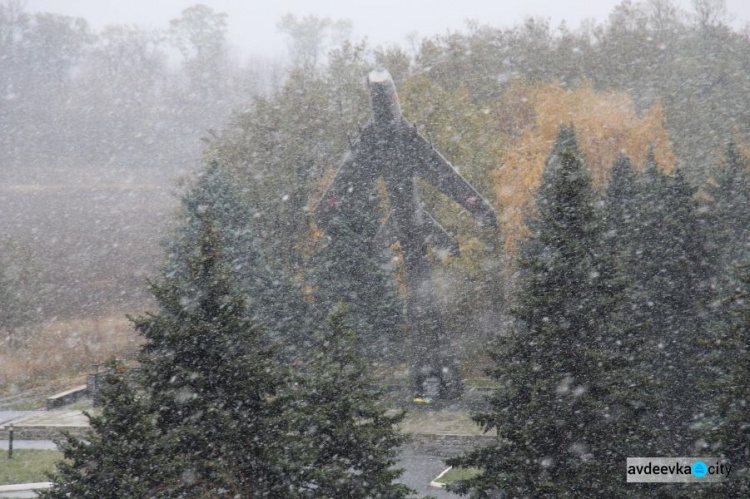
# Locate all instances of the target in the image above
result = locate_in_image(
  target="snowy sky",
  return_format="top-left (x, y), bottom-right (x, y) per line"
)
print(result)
top-left (26, 0), bottom-right (750, 60)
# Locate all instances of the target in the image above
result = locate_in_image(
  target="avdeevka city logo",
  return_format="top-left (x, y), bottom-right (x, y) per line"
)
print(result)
top-left (691, 461), bottom-right (707, 478)
top-left (626, 457), bottom-right (731, 483)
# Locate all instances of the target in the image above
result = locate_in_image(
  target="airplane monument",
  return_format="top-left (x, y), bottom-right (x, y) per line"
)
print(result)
top-left (315, 68), bottom-right (497, 399)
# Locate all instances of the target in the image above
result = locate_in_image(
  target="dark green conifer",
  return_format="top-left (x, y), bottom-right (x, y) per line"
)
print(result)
top-left (43, 163), bottom-right (412, 498)
top-left (291, 306), bottom-right (411, 498)
top-left (702, 263), bottom-right (750, 496)
top-left (627, 153), bottom-right (711, 454)
top-left (603, 155), bottom-right (638, 259)
top-left (134, 206), bottom-right (296, 496)
top-left (166, 162), bottom-right (312, 358)
top-left (697, 144), bottom-right (750, 495)
top-left (447, 126), bottom-right (647, 496)
top-left (42, 360), bottom-right (177, 499)
top-left (705, 142), bottom-right (750, 297)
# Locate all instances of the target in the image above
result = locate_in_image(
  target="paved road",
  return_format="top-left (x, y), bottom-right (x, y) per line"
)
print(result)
top-left (0, 413), bottom-right (34, 426)
top-left (0, 440), bottom-right (58, 450)
top-left (6, 410), bottom-right (87, 427)
top-left (397, 449), bottom-right (461, 498)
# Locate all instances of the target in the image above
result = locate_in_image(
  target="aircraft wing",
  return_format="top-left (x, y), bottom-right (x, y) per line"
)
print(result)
top-left (408, 124), bottom-right (498, 229)
top-left (315, 125), bottom-right (380, 232)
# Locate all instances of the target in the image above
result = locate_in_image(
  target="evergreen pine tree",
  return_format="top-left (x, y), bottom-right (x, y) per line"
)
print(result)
top-left (291, 306), bottom-right (412, 498)
top-left (447, 126), bottom-right (646, 496)
top-left (602, 155), bottom-right (639, 261)
top-left (705, 142), bottom-right (750, 297)
top-left (601, 153), bottom-right (665, 450)
top-left (311, 191), bottom-right (405, 361)
top-left (42, 359), bottom-right (177, 499)
top-left (701, 263), bottom-right (750, 496)
top-left (697, 144), bottom-right (750, 495)
top-left (629, 153), bottom-right (711, 454)
top-left (166, 162), bottom-right (312, 358)
top-left (134, 206), bottom-right (297, 496)
top-left (44, 163), bottom-right (414, 498)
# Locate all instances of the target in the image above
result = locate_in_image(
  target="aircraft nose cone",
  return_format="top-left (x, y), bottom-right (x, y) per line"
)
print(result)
top-left (368, 68), bottom-right (401, 124)
top-left (368, 68), bottom-right (392, 84)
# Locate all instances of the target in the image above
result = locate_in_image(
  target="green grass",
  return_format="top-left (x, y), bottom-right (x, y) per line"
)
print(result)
top-left (435, 467), bottom-right (482, 484)
top-left (0, 449), bottom-right (63, 485)
top-left (398, 410), bottom-right (484, 435)
top-left (1, 399), bottom-right (43, 411)
top-left (463, 377), bottom-right (500, 389)
top-left (65, 397), bottom-right (94, 411)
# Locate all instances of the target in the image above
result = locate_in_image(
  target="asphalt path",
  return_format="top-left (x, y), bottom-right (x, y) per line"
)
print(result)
top-left (0, 440), bottom-right (58, 450)
top-left (397, 449), bottom-right (461, 498)
top-left (0, 413), bottom-right (34, 427)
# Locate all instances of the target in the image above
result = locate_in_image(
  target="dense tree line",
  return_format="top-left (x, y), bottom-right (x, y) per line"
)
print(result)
top-left (0, 0), bottom-right (280, 170)
top-left (4, 0), bottom-right (747, 181)
top-left (204, 0), bottom-right (749, 363)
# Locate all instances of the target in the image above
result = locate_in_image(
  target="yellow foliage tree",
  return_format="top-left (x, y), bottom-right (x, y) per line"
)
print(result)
top-left (493, 80), bottom-right (676, 251)
top-left (400, 73), bottom-right (505, 201)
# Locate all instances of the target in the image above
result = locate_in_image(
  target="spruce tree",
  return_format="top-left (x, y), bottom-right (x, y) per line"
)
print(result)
top-left (697, 144), bottom-right (750, 495)
top-left (44, 164), bottom-right (413, 498)
top-left (166, 161), bottom-right (312, 358)
top-left (42, 360), bottom-right (178, 499)
top-left (134, 207), bottom-right (296, 496)
top-left (447, 126), bottom-right (646, 496)
top-left (602, 155), bottom-right (638, 261)
top-left (601, 153), bottom-right (664, 451)
top-left (311, 191), bottom-right (405, 361)
top-left (705, 142), bottom-right (750, 297)
top-left (628, 153), bottom-right (711, 454)
top-left (701, 263), bottom-right (750, 496)
top-left (291, 306), bottom-right (412, 498)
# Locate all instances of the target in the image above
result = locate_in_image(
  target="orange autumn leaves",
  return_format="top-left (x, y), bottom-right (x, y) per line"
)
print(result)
top-left (493, 81), bottom-right (675, 250)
